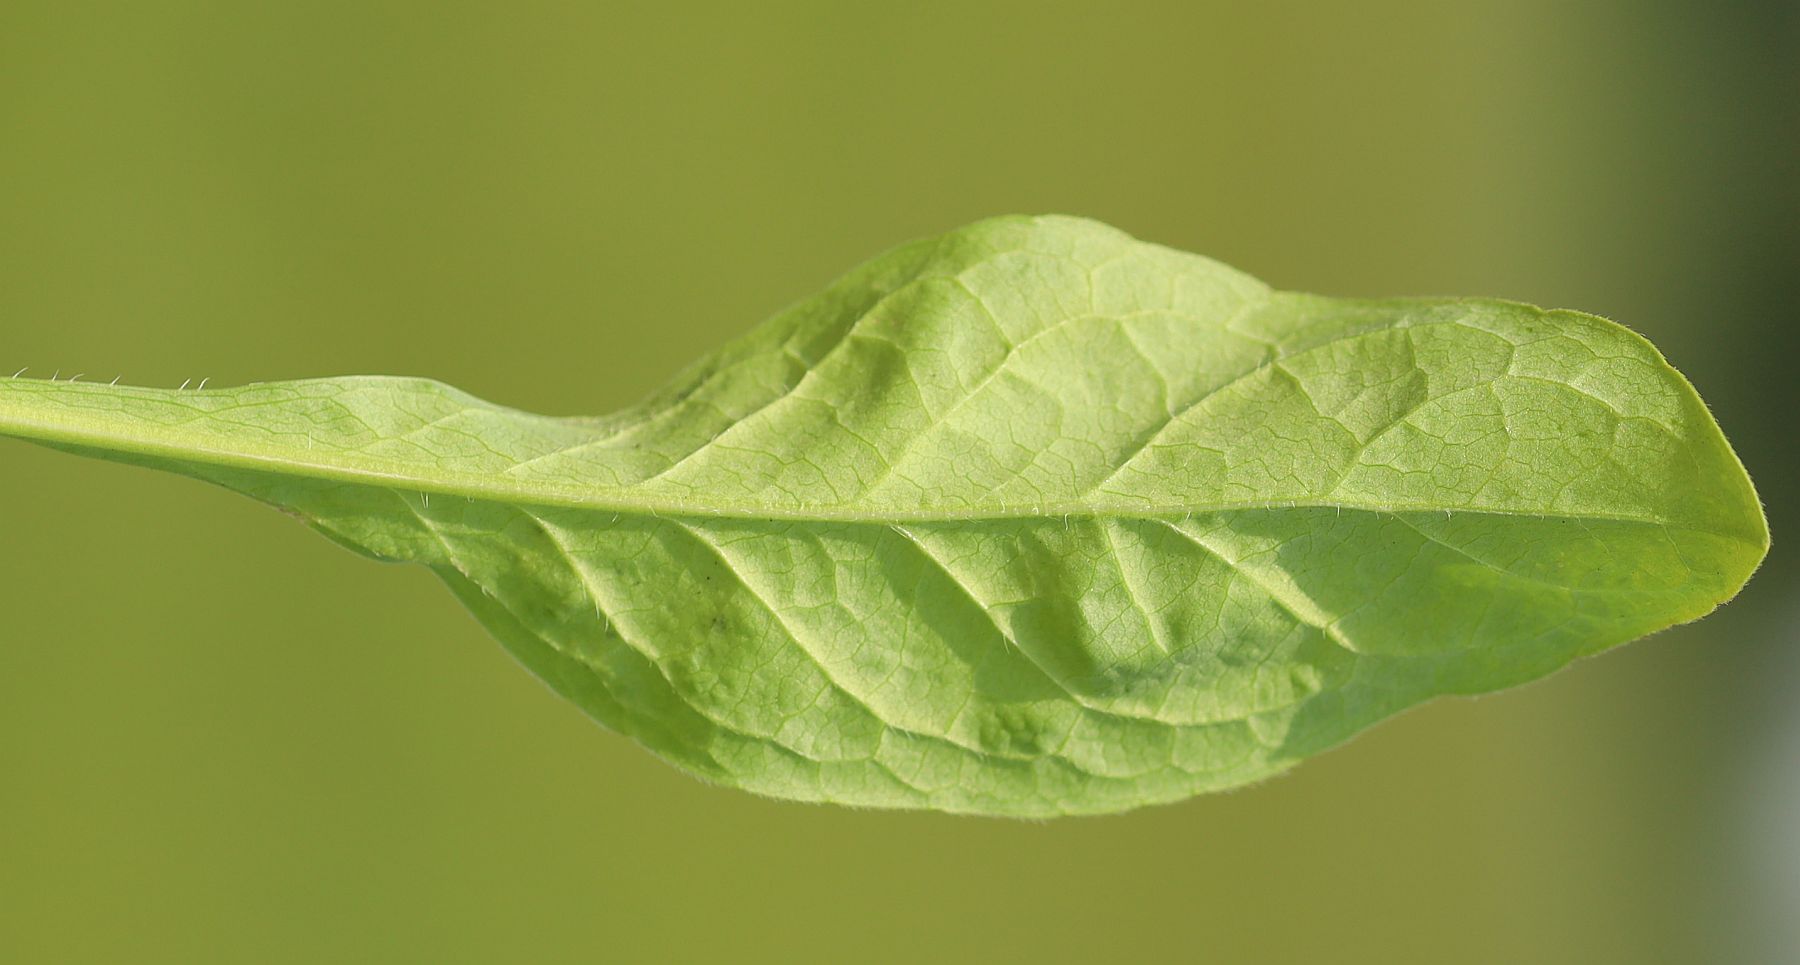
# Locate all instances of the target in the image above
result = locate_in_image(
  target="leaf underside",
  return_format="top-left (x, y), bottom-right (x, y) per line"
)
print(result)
top-left (0, 215), bottom-right (1767, 817)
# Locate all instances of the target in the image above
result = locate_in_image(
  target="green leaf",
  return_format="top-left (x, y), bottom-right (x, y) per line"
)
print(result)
top-left (0, 215), bottom-right (1767, 817)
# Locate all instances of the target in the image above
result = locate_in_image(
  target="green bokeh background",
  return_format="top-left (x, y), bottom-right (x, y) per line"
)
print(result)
top-left (2, 3), bottom-right (1794, 962)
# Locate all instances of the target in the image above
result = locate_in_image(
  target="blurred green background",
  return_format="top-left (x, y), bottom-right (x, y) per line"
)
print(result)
top-left (2, 2), bottom-right (1794, 962)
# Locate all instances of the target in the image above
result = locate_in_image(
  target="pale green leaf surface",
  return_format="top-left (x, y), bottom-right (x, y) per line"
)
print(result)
top-left (0, 216), bottom-right (1767, 816)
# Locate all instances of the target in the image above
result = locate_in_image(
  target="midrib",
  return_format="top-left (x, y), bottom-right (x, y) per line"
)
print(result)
top-left (0, 399), bottom-right (1710, 532)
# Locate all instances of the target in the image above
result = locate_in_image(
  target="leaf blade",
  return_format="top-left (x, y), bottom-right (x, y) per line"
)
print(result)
top-left (0, 215), bottom-right (1767, 816)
